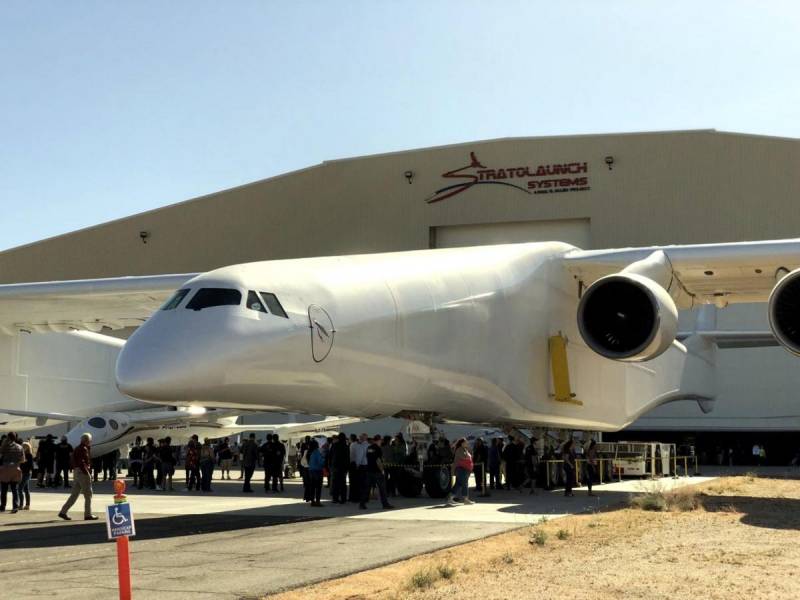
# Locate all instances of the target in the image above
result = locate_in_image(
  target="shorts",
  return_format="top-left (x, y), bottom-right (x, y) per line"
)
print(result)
top-left (221, 459), bottom-right (233, 470)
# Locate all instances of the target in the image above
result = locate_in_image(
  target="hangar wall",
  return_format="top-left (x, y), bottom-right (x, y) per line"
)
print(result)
top-left (2, 129), bottom-right (800, 438)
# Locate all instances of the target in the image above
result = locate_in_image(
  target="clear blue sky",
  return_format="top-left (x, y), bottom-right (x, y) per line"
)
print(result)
top-left (1, 1), bottom-right (798, 252)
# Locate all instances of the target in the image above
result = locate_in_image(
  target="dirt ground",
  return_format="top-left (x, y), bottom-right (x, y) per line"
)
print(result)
top-left (268, 474), bottom-right (800, 600)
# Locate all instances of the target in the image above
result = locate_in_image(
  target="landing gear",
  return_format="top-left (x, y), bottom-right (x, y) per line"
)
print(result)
top-left (396, 411), bottom-right (453, 499)
top-left (423, 464), bottom-right (452, 498)
top-left (396, 468), bottom-right (423, 498)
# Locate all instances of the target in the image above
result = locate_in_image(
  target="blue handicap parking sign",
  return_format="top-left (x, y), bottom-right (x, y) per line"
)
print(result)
top-left (106, 503), bottom-right (136, 540)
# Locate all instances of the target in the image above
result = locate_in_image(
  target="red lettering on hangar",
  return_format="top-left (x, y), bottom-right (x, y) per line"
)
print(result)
top-left (426, 153), bottom-right (591, 203)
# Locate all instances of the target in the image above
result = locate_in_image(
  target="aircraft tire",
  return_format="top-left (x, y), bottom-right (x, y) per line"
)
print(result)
top-left (396, 469), bottom-right (423, 498)
top-left (423, 464), bottom-right (453, 498)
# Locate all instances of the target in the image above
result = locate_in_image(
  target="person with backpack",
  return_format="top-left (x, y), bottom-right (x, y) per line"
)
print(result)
top-left (447, 438), bottom-right (474, 506)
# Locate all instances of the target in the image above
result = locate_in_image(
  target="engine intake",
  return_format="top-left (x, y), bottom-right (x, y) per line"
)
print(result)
top-left (577, 273), bottom-right (678, 361)
top-left (768, 268), bottom-right (800, 355)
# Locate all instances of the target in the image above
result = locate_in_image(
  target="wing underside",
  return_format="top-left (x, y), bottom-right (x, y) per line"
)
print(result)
top-left (565, 238), bottom-right (800, 308)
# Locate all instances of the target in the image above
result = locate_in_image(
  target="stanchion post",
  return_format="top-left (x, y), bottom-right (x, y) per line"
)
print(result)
top-left (117, 535), bottom-right (131, 600)
top-left (110, 479), bottom-right (133, 600)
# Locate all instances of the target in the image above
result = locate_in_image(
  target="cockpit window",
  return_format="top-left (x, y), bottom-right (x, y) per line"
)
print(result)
top-left (161, 289), bottom-right (190, 310)
top-left (247, 291), bottom-right (267, 313)
top-left (186, 288), bottom-right (242, 311)
top-left (260, 292), bottom-right (288, 318)
top-left (109, 419), bottom-right (119, 431)
top-left (88, 417), bottom-right (106, 429)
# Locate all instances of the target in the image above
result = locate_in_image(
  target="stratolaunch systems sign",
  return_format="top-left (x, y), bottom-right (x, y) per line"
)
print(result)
top-left (425, 152), bottom-right (590, 204)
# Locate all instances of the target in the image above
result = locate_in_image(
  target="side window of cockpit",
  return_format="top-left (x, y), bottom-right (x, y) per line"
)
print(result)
top-left (186, 288), bottom-right (242, 311)
top-left (260, 292), bottom-right (288, 318)
top-left (161, 289), bottom-right (190, 310)
top-left (88, 417), bottom-right (107, 429)
top-left (247, 291), bottom-right (267, 313)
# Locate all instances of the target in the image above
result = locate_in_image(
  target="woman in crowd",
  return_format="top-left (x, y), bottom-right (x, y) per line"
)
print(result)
top-left (17, 441), bottom-right (33, 510)
top-left (307, 440), bottom-right (324, 507)
top-left (447, 438), bottom-right (474, 506)
top-left (199, 438), bottom-right (215, 492)
top-left (0, 432), bottom-right (23, 513)
top-left (185, 436), bottom-right (200, 491)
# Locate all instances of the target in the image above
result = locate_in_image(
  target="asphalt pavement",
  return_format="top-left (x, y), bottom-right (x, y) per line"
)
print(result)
top-left (0, 471), bottom-right (717, 599)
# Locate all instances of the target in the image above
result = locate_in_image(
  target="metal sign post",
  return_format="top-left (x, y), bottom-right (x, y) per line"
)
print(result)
top-left (106, 480), bottom-right (135, 600)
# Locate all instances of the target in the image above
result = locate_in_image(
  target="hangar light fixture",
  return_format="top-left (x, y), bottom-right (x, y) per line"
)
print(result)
top-left (139, 231), bottom-right (150, 244)
top-left (604, 156), bottom-right (615, 170)
top-left (404, 170), bottom-right (414, 184)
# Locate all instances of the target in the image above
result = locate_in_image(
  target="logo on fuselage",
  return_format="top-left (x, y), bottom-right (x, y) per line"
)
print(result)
top-left (425, 152), bottom-right (591, 203)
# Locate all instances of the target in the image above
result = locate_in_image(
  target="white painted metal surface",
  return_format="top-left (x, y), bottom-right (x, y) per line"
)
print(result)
top-left (2, 238), bottom-right (799, 433)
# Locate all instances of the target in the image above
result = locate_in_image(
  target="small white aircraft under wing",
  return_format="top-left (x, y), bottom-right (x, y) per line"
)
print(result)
top-left (0, 406), bottom-right (361, 457)
top-left (1, 239), bottom-right (799, 433)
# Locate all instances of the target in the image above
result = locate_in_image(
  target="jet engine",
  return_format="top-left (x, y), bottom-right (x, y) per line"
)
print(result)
top-left (768, 268), bottom-right (800, 355)
top-left (577, 273), bottom-right (678, 361)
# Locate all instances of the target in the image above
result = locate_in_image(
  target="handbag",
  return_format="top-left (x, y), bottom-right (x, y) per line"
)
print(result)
top-left (0, 464), bottom-right (22, 484)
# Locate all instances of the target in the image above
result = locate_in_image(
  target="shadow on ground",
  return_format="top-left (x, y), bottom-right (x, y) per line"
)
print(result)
top-left (0, 510), bottom-right (324, 549)
top-left (701, 495), bottom-right (800, 530)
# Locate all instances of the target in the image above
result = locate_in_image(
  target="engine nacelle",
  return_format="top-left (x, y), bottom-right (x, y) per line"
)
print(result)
top-left (768, 268), bottom-right (800, 355)
top-left (577, 273), bottom-right (678, 361)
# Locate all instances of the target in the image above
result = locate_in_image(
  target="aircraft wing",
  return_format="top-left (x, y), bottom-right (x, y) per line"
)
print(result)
top-left (0, 408), bottom-right (84, 426)
top-left (0, 274), bottom-right (197, 335)
top-left (565, 238), bottom-right (800, 309)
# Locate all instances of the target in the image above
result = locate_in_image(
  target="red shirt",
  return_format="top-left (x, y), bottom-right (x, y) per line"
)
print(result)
top-left (71, 443), bottom-right (92, 474)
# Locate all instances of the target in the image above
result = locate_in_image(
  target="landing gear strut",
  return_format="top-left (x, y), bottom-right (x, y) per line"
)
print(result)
top-left (396, 411), bottom-right (453, 499)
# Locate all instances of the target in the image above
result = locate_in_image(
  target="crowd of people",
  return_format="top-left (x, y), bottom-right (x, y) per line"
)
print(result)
top-left (0, 428), bottom-right (606, 518)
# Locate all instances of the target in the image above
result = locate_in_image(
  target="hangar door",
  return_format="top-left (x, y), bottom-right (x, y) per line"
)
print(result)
top-left (431, 218), bottom-right (591, 250)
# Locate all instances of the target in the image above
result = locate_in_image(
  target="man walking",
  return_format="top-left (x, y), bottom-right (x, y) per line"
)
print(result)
top-left (58, 433), bottom-right (98, 521)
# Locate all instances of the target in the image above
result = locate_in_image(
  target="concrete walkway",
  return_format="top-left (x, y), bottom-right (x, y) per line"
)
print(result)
top-left (0, 472), bottom-right (717, 599)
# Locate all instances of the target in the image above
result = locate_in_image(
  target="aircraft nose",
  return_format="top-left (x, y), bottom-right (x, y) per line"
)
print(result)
top-left (115, 322), bottom-right (202, 403)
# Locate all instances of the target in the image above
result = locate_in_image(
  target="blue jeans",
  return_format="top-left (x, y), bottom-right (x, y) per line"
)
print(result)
top-left (452, 467), bottom-right (471, 499)
top-left (17, 473), bottom-right (30, 508)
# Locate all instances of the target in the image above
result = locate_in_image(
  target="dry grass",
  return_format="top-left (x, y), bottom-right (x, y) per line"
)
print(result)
top-left (630, 484), bottom-right (701, 512)
top-left (269, 475), bottom-right (800, 600)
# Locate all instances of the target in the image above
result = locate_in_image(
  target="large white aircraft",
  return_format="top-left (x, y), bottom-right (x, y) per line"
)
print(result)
top-left (0, 239), bottom-right (797, 436)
